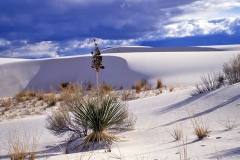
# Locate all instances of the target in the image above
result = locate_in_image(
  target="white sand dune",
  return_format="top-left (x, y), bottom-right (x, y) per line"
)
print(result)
top-left (1, 45), bottom-right (240, 159)
top-left (0, 45), bottom-right (240, 98)
top-left (0, 83), bottom-right (240, 159)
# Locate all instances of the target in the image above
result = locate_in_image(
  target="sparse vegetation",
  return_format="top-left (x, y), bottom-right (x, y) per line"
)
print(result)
top-left (223, 54), bottom-right (240, 85)
top-left (176, 135), bottom-right (191, 160)
top-left (134, 81), bottom-right (142, 93)
top-left (190, 71), bottom-right (224, 96)
top-left (170, 123), bottom-right (183, 141)
top-left (99, 83), bottom-right (114, 95)
top-left (218, 115), bottom-right (240, 131)
top-left (169, 85), bottom-right (174, 92)
top-left (2, 128), bottom-right (40, 160)
top-left (156, 78), bottom-right (163, 89)
top-left (187, 107), bottom-right (210, 140)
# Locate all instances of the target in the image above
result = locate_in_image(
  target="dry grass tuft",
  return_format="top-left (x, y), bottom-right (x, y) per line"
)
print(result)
top-left (2, 127), bottom-right (40, 160)
top-left (176, 134), bottom-right (191, 160)
top-left (156, 78), bottom-right (163, 89)
top-left (187, 107), bottom-right (210, 140)
top-left (99, 83), bottom-right (114, 95)
top-left (44, 93), bottom-right (57, 106)
top-left (0, 98), bottom-right (11, 110)
top-left (134, 81), bottom-right (142, 93)
top-left (170, 123), bottom-right (183, 141)
top-left (218, 115), bottom-right (240, 131)
top-left (169, 86), bottom-right (174, 92)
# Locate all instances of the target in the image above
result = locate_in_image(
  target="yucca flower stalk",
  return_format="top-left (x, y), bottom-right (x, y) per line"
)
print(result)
top-left (72, 96), bottom-right (128, 147)
top-left (91, 38), bottom-right (105, 105)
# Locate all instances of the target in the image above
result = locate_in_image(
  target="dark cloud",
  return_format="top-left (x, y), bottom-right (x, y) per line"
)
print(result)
top-left (0, 0), bottom-right (195, 42)
top-left (0, 0), bottom-right (240, 58)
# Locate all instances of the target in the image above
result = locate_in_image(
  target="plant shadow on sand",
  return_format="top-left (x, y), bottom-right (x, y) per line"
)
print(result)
top-left (160, 93), bottom-right (240, 127)
top-left (0, 142), bottom-right (66, 160)
top-left (155, 91), bottom-right (210, 115)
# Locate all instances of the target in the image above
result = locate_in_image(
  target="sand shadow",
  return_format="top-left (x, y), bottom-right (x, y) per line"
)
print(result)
top-left (161, 92), bottom-right (240, 127)
top-left (155, 91), bottom-right (210, 115)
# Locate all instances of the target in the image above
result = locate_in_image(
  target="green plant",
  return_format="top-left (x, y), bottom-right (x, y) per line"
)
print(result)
top-left (72, 96), bottom-right (128, 147)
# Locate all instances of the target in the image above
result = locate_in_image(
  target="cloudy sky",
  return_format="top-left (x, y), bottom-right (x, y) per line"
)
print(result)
top-left (0, 0), bottom-right (240, 58)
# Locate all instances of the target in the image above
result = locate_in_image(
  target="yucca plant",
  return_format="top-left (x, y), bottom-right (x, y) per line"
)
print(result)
top-left (72, 96), bottom-right (128, 147)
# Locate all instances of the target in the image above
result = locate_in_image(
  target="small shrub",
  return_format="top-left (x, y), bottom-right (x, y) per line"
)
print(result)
top-left (169, 86), bottom-right (174, 92)
top-left (143, 83), bottom-right (152, 91)
top-left (156, 78), bottom-right (163, 89)
top-left (0, 99), bottom-right (11, 110)
top-left (218, 116), bottom-right (240, 131)
top-left (134, 81), bottom-right (142, 93)
top-left (190, 71), bottom-right (224, 96)
top-left (99, 83), bottom-right (114, 95)
top-left (44, 93), bottom-right (57, 107)
top-left (139, 79), bottom-right (147, 87)
top-left (36, 90), bottom-right (45, 101)
top-left (119, 85), bottom-right (123, 90)
top-left (223, 54), bottom-right (240, 85)
top-left (25, 89), bottom-right (36, 100)
top-left (15, 92), bottom-right (25, 103)
top-left (121, 90), bottom-right (130, 101)
top-left (59, 82), bottom-right (69, 90)
top-left (87, 81), bottom-right (94, 91)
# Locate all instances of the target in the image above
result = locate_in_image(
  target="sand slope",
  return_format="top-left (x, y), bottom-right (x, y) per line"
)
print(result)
top-left (0, 45), bottom-right (240, 98)
top-left (0, 83), bottom-right (240, 159)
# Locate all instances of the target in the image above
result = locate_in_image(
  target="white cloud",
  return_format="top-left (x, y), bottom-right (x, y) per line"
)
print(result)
top-left (0, 41), bottom-right (59, 58)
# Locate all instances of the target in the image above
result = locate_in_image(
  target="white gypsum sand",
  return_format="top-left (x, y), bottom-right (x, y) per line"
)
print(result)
top-left (0, 45), bottom-right (240, 159)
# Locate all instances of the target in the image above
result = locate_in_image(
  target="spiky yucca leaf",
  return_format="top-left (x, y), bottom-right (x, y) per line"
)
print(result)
top-left (72, 96), bottom-right (128, 145)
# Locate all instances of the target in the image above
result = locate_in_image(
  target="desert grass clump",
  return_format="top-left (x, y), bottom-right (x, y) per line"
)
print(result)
top-left (169, 85), bottom-right (174, 92)
top-left (134, 81), bottom-right (142, 93)
top-left (99, 83), bottom-right (114, 95)
top-left (3, 128), bottom-right (40, 160)
top-left (176, 135), bottom-right (191, 160)
top-left (218, 115), bottom-right (240, 131)
top-left (0, 98), bottom-right (11, 110)
top-left (187, 107), bottom-right (210, 140)
top-left (170, 123), bottom-right (183, 141)
top-left (36, 90), bottom-right (45, 101)
top-left (44, 93), bottom-right (57, 107)
top-left (156, 78), bottom-right (163, 89)
top-left (15, 92), bottom-right (26, 103)
top-left (24, 89), bottom-right (36, 101)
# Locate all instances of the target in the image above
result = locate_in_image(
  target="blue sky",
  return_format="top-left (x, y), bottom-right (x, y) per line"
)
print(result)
top-left (0, 0), bottom-right (240, 58)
